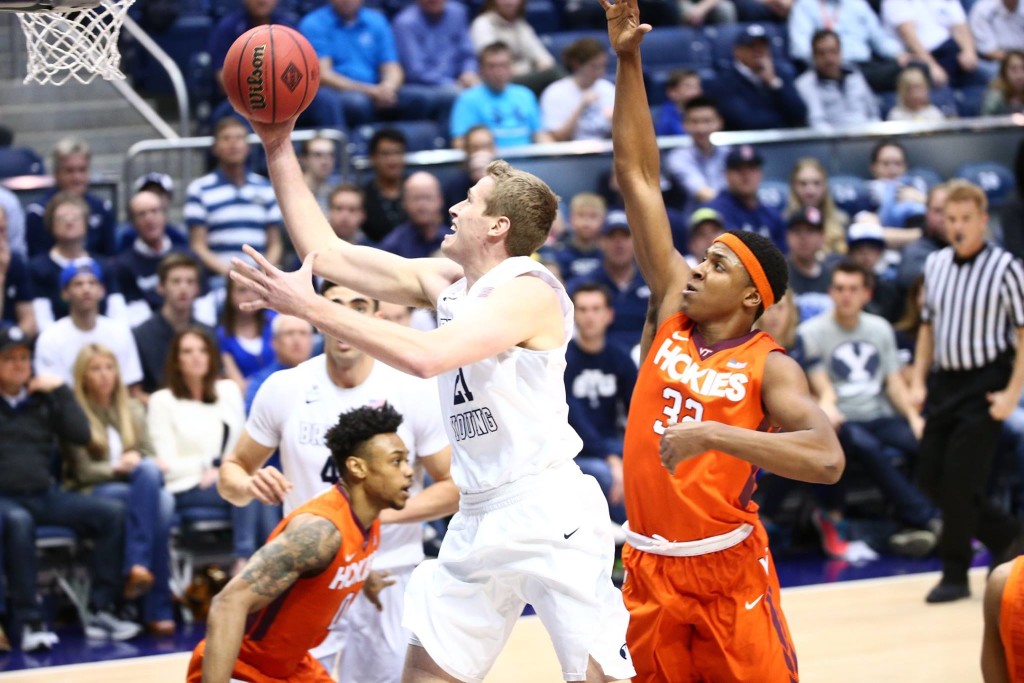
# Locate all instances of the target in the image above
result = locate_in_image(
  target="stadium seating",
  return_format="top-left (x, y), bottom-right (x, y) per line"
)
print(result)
top-left (904, 166), bottom-right (944, 194)
top-left (829, 174), bottom-right (874, 216)
top-left (353, 120), bottom-right (448, 156)
top-left (757, 179), bottom-right (790, 214)
top-left (0, 146), bottom-right (45, 178)
top-left (955, 161), bottom-right (1016, 205)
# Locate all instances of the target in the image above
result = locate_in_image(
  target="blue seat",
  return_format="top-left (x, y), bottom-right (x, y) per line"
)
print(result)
top-left (954, 86), bottom-right (987, 118)
top-left (132, 15), bottom-right (214, 96)
top-left (526, 0), bottom-right (562, 35)
top-left (955, 162), bottom-right (1016, 205)
top-left (704, 23), bottom-right (788, 72)
top-left (931, 86), bottom-right (959, 119)
top-left (904, 167), bottom-right (944, 194)
top-left (0, 146), bottom-right (44, 178)
top-left (353, 120), bottom-right (447, 156)
top-left (829, 174), bottom-right (873, 216)
top-left (640, 26), bottom-right (713, 71)
top-left (757, 180), bottom-right (789, 214)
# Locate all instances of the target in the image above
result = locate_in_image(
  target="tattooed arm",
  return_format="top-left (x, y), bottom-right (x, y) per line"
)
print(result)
top-left (202, 514), bottom-right (341, 683)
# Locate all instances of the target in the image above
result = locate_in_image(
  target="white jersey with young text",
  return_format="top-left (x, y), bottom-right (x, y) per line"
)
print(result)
top-left (247, 355), bottom-right (449, 569)
top-left (435, 256), bottom-right (583, 492)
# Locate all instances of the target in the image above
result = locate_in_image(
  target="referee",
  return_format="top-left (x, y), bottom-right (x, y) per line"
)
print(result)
top-left (910, 180), bottom-right (1024, 604)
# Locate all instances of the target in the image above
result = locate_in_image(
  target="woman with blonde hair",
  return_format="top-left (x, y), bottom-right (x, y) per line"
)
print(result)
top-left (887, 67), bottom-right (946, 122)
top-left (469, 0), bottom-right (562, 94)
top-left (786, 158), bottom-right (849, 256)
top-left (67, 344), bottom-right (175, 635)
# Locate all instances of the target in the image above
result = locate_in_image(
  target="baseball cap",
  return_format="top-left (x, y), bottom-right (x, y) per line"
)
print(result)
top-left (688, 207), bottom-right (725, 229)
top-left (601, 210), bottom-right (630, 235)
top-left (847, 221), bottom-right (886, 247)
top-left (735, 24), bottom-right (770, 47)
top-left (725, 145), bottom-right (764, 169)
top-left (132, 171), bottom-right (174, 197)
top-left (0, 323), bottom-right (31, 354)
top-left (787, 206), bottom-right (824, 231)
top-left (59, 258), bottom-right (103, 290)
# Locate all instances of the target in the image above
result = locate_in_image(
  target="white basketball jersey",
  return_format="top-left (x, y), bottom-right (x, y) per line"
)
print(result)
top-left (247, 356), bottom-right (449, 569)
top-left (435, 256), bottom-right (583, 492)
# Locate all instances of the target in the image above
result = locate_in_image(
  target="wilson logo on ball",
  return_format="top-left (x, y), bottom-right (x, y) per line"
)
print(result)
top-left (247, 44), bottom-right (267, 111)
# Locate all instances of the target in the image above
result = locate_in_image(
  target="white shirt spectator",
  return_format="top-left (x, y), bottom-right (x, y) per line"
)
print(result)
top-left (540, 76), bottom-right (616, 141)
top-left (887, 103), bottom-right (947, 121)
top-left (147, 379), bottom-right (244, 494)
top-left (33, 314), bottom-right (143, 387)
top-left (796, 68), bottom-right (881, 128)
top-left (882, 0), bottom-right (967, 52)
top-left (968, 0), bottom-right (1024, 57)
top-left (469, 12), bottom-right (554, 76)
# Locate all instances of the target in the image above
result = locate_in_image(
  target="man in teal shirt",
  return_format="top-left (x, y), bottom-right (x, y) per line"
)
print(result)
top-left (449, 42), bottom-right (553, 149)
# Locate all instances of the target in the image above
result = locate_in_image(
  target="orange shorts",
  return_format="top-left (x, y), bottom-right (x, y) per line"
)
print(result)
top-left (1001, 555), bottom-right (1024, 682)
top-left (186, 640), bottom-right (334, 683)
top-left (621, 522), bottom-right (798, 683)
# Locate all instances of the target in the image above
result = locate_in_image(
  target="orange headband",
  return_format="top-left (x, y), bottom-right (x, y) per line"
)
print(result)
top-left (712, 233), bottom-right (775, 309)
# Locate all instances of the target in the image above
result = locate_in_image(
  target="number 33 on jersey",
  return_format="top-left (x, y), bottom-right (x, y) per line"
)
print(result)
top-left (624, 312), bottom-right (782, 542)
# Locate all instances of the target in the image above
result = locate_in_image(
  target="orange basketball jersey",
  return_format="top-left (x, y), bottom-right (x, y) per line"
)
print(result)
top-left (1001, 555), bottom-right (1024, 682)
top-left (190, 484), bottom-right (380, 681)
top-left (624, 311), bottom-right (782, 542)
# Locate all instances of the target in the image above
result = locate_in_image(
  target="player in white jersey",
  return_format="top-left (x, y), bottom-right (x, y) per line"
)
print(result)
top-left (218, 283), bottom-right (456, 683)
top-left (230, 114), bottom-right (635, 682)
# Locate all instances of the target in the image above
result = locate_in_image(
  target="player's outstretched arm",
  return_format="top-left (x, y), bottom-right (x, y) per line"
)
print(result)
top-left (603, 0), bottom-right (690, 313)
top-left (248, 119), bottom-right (462, 308)
top-left (659, 352), bottom-right (844, 483)
top-left (201, 515), bottom-right (340, 683)
top-left (233, 253), bottom-right (564, 378)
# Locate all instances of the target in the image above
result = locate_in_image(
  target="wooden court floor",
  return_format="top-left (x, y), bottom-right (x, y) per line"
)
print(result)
top-left (0, 569), bottom-right (989, 683)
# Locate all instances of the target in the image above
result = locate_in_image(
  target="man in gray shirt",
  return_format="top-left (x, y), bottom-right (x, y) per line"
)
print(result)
top-left (795, 30), bottom-right (880, 129)
top-left (799, 261), bottom-right (941, 554)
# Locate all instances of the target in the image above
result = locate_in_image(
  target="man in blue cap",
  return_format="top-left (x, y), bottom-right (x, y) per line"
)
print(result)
top-left (566, 210), bottom-right (650, 357)
top-left (710, 24), bottom-right (807, 131)
top-left (704, 145), bottom-right (788, 252)
top-left (32, 259), bottom-right (143, 389)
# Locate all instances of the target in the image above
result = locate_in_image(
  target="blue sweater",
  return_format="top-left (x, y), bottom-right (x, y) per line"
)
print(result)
top-left (564, 340), bottom-right (636, 459)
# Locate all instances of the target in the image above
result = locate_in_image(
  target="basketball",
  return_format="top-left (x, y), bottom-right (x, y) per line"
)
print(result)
top-left (222, 24), bottom-right (320, 124)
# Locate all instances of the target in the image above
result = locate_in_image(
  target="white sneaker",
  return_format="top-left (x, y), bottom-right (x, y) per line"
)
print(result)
top-left (22, 625), bottom-right (59, 651)
top-left (85, 611), bottom-right (141, 641)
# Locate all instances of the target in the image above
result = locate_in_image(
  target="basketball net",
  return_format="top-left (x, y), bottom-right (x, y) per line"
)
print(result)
top-left (15, 0), bottom-right (134, 85)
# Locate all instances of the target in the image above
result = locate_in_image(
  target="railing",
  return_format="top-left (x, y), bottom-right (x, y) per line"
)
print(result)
top-left (119, 15), bottom-right (189, 139)
top-left (123, 128), bottom-right (351, 207)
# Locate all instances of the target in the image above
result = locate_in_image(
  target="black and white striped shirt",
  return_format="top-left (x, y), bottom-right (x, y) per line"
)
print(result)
top-left (922, 243), bottom-right (1024, 371)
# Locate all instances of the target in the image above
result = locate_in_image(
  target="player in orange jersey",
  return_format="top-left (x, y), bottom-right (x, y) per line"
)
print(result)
top-left (187, 403), bottom-right (414, 683)
top-left (602, 1), bottom-right (846, 680)
top-left (983, 556), bottom-right (1024, 683)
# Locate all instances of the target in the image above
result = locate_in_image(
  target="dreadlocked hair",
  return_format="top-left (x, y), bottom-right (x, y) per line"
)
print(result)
top-left (728, 230), bottom-right (789, 320)
top-left (325, 403), bottom-right (404, 482)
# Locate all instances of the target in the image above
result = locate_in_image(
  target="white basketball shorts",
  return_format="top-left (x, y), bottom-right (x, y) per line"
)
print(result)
top-left (403, 461), bottom-right (635, 683)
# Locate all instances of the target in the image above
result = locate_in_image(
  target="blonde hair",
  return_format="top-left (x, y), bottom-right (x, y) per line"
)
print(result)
top-left (569, 192), bottom-right (606, 215)
top-left (52, 136), bottom-right (90, 169)
top-left (485, 160), bottom-right (559, 257)
top-left (896, 68), bottom-right (929, 108)
top-left (786, 158), bottom-right (848, 255)
top-left (944, 179), bottom-right (988, 213)
top-left (72, 344), bottom-right (138, 460)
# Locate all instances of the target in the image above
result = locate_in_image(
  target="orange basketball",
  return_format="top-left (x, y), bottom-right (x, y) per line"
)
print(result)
top-left (223, 24), bottom-right (320, 124)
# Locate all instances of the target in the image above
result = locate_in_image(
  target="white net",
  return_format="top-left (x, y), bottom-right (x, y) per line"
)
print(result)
top-left (15, 0), bottom-right (134, 85)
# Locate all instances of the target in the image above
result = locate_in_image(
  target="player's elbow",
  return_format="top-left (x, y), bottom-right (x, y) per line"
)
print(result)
top-left (817, 444), bottom-right (845, 485)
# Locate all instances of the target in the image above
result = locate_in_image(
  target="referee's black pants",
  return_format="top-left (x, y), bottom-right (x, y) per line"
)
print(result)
top-left (919, 364), bottom-right (1022, 584)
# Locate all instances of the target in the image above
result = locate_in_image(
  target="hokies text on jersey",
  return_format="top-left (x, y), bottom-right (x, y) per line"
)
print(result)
top-left (652, 332), bottom-right (749, 401)
top-left (327, 552), bottom-right (375, 591)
